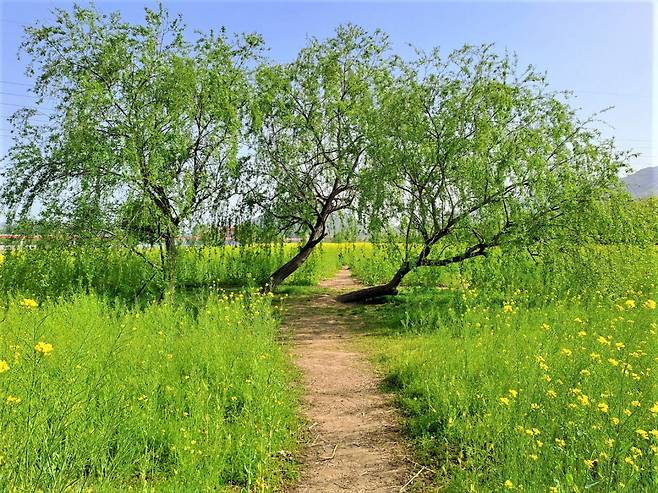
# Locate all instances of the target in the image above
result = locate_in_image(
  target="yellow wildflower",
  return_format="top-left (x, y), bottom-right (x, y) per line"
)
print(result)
top-left (508, 389), bottom-right (518, 398)
top-left (503, 304), bottom-right (514, 313)
top-left (643, 299), bottom-right (656, 309)
top-left (34, 341), bottom-right (53, 356)
top-left (504, 479), bottom-right (514, 489)
top-left (611, 417), bottom-right (620, 425)
top-left (636, 429), bottom-right (649, 440)
top-left (598, 402), bottom-right (609, 413)
top-left (624, 299), bottom-right (636, 309)
top-left (578, 394), bottom-right (590, 406)
top-left (547, 389), bottom-right (557, 398)
top-left (651, 402), bottom-right (658, 415)
top-left (560, 348), bottom-right (572, 357)
top-left (0, 360), bottom-right (9, 373)
top-left (631, 400), bottom-right (640, 407)
top-left (499, 397), bottom-right (511, 406)
top-left (584, 459), bottom-right (595, 469)
top-left (555, 438), bottom-right (566, 448)
top-left (6, 395), bottom-right (21, 405)
top-left (19, 298), bottom-right (38, 309)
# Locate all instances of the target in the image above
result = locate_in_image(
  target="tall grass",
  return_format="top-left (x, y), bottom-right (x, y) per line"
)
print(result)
top-left (0, 291), bottom-right (299, 491)
top-left (0, 242), bottom-right (343, 302)
top-left (348, 244), bottom-right (658, 491)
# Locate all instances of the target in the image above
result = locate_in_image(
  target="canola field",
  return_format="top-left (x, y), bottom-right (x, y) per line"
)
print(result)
top-left (0, 242), bottom-right (656, 491)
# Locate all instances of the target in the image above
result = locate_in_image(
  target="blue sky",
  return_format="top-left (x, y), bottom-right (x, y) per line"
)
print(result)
top-left (0, 0), bottom-right (654, 171)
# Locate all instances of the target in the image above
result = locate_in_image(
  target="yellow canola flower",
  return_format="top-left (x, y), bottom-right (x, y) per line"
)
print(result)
top-left (34, 341), bottom-right (53, 356)
top-left (6, 395), bottom-right (21, 405)
top-left (643, 299), bottom-right (656, 309)
top-left (0, 360), bottom-right (9, 373)
top-left (578, 394), bottom-right (590, 406)
top-left (636, 429), bottom-right (649, 440)
top-left (19, 298), bottom-right (38, 309)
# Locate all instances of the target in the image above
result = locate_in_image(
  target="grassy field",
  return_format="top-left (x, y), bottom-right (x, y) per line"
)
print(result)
top-left (344, 244), bottom-right (658, 492)
top-left (1, 240), bottom-right (657, 491)
top-left (0, 243), bottom-right (345, 491)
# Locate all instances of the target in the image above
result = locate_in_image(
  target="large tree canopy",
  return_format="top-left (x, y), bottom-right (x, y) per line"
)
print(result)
top-left (339, 45), bottom-right (630, 302)
top-left (246, 24), bottom-right (390, 289)
top-left (1, 4), bottom-right (261, 293)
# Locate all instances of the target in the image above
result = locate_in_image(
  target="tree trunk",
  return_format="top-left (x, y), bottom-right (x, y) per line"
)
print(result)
top-left (336, 262), bottom-right (411, 303)
top-left (267, 235), bottom-right (323, 291)
top-left (163, 232), bottom-right (178, 297)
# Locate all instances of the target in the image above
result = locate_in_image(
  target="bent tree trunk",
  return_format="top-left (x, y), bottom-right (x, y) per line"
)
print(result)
top-left (336, 262), bottom-right (410, 303)
top-left (337, 241), bottom-right (491, 303)
top-left (266, 233), bottom-right (325, 291)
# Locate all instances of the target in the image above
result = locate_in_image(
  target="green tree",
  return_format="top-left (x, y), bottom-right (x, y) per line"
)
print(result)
top-left (247, 24), bottom-right (390, 290)
top-left (339, 45), bottom-right (631, 302)
top-left (1, 4), bottom-right (260, 294)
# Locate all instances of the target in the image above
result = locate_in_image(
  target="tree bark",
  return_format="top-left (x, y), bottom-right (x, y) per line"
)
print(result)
top-left (337, 241), bottom-right (492, 303)
top-left (163, 232), bottom-right (178, 297)
top-left (266, 234), bottom-right (324, 290)
top-left (336, 262), bottom-right (411, 303)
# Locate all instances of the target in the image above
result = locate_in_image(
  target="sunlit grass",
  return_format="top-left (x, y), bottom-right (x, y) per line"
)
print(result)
top-left (0, 291), bottom-right (300, 491)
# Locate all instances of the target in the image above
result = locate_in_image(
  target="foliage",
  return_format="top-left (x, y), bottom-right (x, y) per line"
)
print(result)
top-left (343, 44), bottom-right (632, 300)
top-left (2, 4), bottom-right (261, 291)
top-left (246, 24), bottom-right (390, 287)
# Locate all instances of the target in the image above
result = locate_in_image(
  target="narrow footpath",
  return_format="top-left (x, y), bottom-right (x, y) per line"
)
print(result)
top-left (282, 268), bottom-right (419, 492)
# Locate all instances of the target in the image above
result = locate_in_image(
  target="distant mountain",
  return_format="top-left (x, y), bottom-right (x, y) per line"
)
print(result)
top-left (622, 166), bottom-right (658, 198)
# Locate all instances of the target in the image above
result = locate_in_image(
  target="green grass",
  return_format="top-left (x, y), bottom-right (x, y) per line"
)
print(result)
top-left (346, 245), bottom-right (658, 492)
top-left (0, 291), bottom-right (300, 491)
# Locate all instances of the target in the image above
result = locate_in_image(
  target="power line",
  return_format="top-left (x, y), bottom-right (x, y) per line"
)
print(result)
top-left (0, 80), bottom-right (32, 87)
top-left (0, 91), bottom-right (39, 98)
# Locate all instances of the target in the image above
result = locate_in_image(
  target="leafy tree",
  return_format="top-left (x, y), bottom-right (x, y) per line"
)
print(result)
top-left (1, 4), bottom-right (261, 294)
top-left (339, 45), bottom-right (631, 302)
top-left (247, 24), bottom-right (389, 289)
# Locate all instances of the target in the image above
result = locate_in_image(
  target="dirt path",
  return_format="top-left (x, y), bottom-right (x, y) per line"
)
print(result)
top-left (282, 268), bottom-right (417, 492)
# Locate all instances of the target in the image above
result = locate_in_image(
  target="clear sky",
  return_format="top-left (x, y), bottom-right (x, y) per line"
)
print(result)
top-left (0, 0), bottom-right (654, 171)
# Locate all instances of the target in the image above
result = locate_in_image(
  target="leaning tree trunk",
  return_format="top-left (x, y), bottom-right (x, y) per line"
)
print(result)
top-left (336, 263), bottom-right (411, 303)
top-left (266, 234), bottom-right (324, 291)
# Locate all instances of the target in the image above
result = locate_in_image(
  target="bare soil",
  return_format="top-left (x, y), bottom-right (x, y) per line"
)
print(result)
top-left (282, 268), bottom-right (422, 492)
